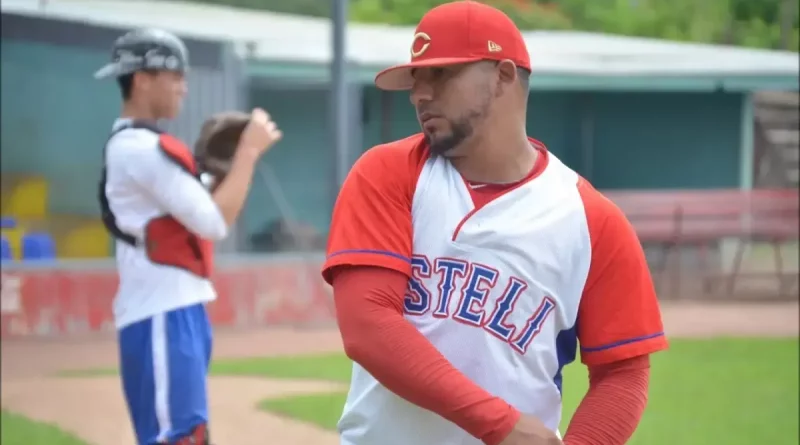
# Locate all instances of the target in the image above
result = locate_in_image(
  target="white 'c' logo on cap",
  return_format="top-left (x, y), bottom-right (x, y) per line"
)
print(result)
top-left (411, 32), bottom-right (431, 58)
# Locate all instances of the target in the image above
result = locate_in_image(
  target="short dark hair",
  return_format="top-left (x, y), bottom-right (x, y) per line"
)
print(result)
top-left (117, 74), bottom-right (134, 100)
top-left (517, 67), bottom-right (531, 91)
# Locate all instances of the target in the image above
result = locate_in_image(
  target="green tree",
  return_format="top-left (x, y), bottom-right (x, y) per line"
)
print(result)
top-left (348, 0), bottom-right (573, 29)
top-left (187, 0), bottom-right (799, 51)
top-left (726, 0), bottom-right (798, 50)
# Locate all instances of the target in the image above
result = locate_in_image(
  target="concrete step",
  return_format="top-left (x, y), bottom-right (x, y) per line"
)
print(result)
top-left (754, 91), bottom-right (800, 108)
top-left (778, 144), bottom-right (800, 162)
top-left (756, 108), bottom-right (800, 129)
top-left (765, 128), bottom-right (800, 146)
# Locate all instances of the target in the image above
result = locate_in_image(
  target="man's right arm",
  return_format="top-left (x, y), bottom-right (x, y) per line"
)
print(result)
top-left (323, 143), bottom-right (519, 445)
top-left (113, 131), bottom-right (257, 241)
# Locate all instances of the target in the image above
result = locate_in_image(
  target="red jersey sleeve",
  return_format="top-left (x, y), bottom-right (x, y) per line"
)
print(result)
top-left (322, 137), bottom-right (427, 284)
top-left (576, 179), bottom-right (669, 366)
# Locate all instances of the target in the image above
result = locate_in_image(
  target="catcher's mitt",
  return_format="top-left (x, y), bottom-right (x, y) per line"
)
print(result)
top-left (194, 110), bottom-right (251, 185)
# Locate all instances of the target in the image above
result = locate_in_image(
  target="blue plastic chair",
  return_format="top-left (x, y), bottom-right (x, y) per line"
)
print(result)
top-left (0, 217), bottom-right (16, 229)
top-left (0, 236), bottom-right (12, 261)
top-left (21, 232), bottom-right (57, 260)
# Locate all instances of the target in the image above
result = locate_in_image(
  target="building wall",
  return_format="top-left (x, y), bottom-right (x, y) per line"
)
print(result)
top-left (243, 86), bottom-right (742, 245)
top-left (0, 38), bottom-right (117, 216)
top-left (0, 13), bottom-right (245, 216)
top-left (243, 87), bottom-right (333, 239)
top-left (360, 87), bottom-right (744, 190)
top-left (589, 92), bottom-right (743, 189)
top-left (0, 13), bottom-right (745, 257)
top-left (244, 82), bottom-right (363, 242)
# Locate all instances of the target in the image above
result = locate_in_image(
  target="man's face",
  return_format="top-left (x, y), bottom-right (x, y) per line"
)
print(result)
top-left (410, 62), bottom-right (495, 156)
top-left (138, 71), bottom-right (187, 120)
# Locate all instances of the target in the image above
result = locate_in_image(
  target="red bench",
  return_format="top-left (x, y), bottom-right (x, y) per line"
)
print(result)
top-left (603, 189), bottom-right (799, 298)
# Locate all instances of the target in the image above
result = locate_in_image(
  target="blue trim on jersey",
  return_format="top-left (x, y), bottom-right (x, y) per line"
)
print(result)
top-left (328, 249), bottom-right (411, 263)
top-left (580, 331), bottom-right (665, 353)
top-left (553, 325), bottom-right (578, 395)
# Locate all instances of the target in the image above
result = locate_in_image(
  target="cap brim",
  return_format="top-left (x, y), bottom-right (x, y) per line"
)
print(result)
top-left (93, 63), bottom-right (121, 79)
top-left (374, 57), bottom-right (482, 91)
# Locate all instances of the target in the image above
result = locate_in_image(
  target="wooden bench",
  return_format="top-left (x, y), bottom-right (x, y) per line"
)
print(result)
top-left (603, 189), bottom-right (799, 298)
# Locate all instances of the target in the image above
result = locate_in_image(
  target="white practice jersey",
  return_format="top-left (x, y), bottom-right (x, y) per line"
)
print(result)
top-left (104, 119), bottom-right (228, 329)
top-left (323, 134), bottom-right (667, 445)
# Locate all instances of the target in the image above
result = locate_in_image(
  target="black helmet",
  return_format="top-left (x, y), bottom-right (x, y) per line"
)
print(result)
top-left (94, 28), bottom-right (189, 79)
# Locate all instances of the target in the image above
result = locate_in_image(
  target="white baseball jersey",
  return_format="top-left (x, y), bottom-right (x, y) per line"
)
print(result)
top-left (103, 118), bottom-right (228, 329)
top-left (323, 134), bottom-right (667, 445)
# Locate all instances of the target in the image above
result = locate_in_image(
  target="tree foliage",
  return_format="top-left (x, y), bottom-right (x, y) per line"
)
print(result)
top-left (190, 0), bottom-right (799, 51)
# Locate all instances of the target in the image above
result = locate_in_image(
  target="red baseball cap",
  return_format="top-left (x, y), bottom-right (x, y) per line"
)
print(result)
top-left (374, 1), bottom-right (531, 91)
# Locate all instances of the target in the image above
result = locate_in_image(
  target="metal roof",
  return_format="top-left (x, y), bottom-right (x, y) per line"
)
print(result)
top-left (4, 0), bottom-right (799, 78)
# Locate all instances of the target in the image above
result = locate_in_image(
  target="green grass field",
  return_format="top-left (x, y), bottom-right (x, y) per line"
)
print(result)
top-left (0, 410), bottom-right (89, 445)
top-left (226, 338), bottom-right (800, 445)
top-left (9, 338), bottom-right (799, 445)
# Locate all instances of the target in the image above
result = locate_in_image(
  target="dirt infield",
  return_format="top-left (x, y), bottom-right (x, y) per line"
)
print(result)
top-left (2, 302), bottom-right (798, 445)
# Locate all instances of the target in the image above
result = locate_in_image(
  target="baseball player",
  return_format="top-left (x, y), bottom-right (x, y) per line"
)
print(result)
top-left (95, 29), bottom-right (281, 445)
top-left (323, 2), bottom-right (668, 445)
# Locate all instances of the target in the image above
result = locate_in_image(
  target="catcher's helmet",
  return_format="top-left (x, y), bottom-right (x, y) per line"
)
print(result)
top-left (94, 28), bottom-right (189, 80)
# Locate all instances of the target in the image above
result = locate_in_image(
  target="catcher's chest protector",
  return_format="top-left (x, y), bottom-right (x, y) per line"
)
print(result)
top-left (99, 121), bottom-right (215, 278)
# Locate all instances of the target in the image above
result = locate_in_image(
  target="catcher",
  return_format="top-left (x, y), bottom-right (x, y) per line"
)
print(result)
top-left (95, 28), bottom-right (281, 445)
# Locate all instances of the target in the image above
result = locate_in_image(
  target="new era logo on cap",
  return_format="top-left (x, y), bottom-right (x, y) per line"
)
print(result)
top-left (374, 1), bottom-right (530, 91)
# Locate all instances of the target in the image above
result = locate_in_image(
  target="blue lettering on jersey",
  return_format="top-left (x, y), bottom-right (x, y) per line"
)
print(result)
top-left (511, 296), bottom-right (557, 354)
top-left (454, 264), bottom-right (498, 326)
top-left (485, 276), bottom-right (528, 341)
top-left (432, 258), bottom-right (467, 318)
top-left (403, 255), bottom-right (557, 355)
top-left (403, 255), bottom-right (432, 315)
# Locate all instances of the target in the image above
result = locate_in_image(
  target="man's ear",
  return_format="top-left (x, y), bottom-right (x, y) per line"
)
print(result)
top-left (496, 59), bottom-right (518, 85)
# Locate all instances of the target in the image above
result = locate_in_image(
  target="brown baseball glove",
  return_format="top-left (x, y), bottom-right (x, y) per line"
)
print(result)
top-left (194, 110), bottom-right (251, 186)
